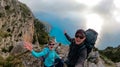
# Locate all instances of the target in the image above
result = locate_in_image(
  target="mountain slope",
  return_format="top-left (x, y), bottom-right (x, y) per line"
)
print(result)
top-left (0, 0), bottom-right (49, 66)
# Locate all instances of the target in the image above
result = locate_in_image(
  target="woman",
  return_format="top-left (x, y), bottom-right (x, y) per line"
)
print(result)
top-left (24, 40), bottom-right (61, 67)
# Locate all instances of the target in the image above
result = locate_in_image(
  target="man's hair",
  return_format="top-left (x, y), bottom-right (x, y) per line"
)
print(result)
top-left (75, 29), bottom-right (86, 37)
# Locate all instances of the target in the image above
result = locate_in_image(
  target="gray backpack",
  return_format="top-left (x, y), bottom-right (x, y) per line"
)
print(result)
top-left (85, 29), bottom-right (98, 57)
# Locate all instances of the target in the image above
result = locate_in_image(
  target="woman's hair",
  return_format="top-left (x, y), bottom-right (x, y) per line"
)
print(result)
top-left (48, 40), bottom-right (55, 45)
top-left (75, 29), bottom-right (86, 37)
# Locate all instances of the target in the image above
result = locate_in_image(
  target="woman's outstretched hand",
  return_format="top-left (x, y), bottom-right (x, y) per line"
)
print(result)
top-left (64, 30), bottom-right (67, 34)
top-left (24, 42), bottom-right (33, 51)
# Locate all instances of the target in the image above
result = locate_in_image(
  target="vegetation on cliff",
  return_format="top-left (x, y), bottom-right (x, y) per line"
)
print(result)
top-left (33, 19), bottom-right (49, 45)
top-left (99, 45), bottom-right (120, 63)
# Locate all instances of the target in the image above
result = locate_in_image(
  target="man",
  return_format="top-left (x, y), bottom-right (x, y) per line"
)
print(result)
top-left (64, 29), bottom-right (87, 67)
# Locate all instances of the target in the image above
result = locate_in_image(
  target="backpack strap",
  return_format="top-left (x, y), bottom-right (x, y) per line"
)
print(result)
top-left (40, 48), bottom-right (50, 62)
top-left (44, 51), bottom-right (50, 60)
top-left (43, 47), bottom-right (51, 60)
top-left (70, 40), bottom-right (86, 65)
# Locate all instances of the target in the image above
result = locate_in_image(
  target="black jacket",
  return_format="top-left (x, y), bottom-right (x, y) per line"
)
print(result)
top-left (64, 33), bottom-right (87, 67)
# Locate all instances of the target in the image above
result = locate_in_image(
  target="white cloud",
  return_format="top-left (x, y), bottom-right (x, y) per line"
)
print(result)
top-left (19, 0), bottom-right (86, 14)
top-left (18, 0), bottom-right (120, 49)
top-left (112, 10), bottom-right (120, 23)
top-left (85, 13), bottom-right (103, 34)
top-left (114, 0), bottom-right (120, 9)
top-left (94, 0), bottom-right (114, 15)
top-left (19, 0), bottom-right (89, 26)
top-left (75, 0), bottom-right (102, 7)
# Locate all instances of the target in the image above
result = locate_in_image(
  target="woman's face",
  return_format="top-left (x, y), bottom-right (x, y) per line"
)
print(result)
top-left (75, 33), bottom-right (86, 45)
top-left (48, 42), bottom-right (55, 50)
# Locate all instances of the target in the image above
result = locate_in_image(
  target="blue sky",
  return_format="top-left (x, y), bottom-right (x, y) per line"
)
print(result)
top-left (19, 0), bottom-right (120, 49)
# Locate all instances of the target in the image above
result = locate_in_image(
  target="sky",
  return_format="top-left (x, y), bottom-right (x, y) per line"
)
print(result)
top-left (18, 0), bottom-right (120, 49)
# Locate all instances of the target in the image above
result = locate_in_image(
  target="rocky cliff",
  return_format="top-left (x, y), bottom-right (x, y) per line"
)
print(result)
top-left (0, 0), bottom-right (49, 66)
top-left (0, 0), bottom-right (34, 57)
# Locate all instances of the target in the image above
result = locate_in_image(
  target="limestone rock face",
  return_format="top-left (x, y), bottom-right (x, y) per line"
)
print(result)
top-left (0, 0), bottom-right (34, 57)
top-left (0, 0), bottom-right (50, 66)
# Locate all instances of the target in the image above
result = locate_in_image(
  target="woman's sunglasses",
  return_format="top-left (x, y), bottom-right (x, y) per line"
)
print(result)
top-left (75, 35), bottom-right (84, 39)
top-left (49, 44), bottom-right (55, 46)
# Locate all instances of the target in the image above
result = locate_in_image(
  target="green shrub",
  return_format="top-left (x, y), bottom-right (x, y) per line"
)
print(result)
top-left (3, 61), bottom-right (14, 67)
top-left (0, 56), bottom-right (4, 61)
top-left (0, 30), bottom-right (12, 38)
top-left (1, 48), bottom-right (8, 53)
top-left (19, 3), bottom-right (30, 17)
top-left (5, 5), bottom-right (10, 10)
top-left (0, 13), bottom-right (3, 17)
top-left (33, 19), bottom-right (49, 45)
top-left (100, 54), bottom-right (113, 65)
top-left (99, 46), bottom-right (120, 62)
top-left (8, 46), bottom-right (14, 52)
top-left (6, 56), bottom-right (14, 61)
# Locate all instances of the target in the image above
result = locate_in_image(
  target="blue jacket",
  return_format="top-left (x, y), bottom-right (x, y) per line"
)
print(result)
top-left (31, 47), bottom-right (59, 67)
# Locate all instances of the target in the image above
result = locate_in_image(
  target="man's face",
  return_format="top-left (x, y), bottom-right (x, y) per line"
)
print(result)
top-left (75, 33), bottom-right (86, 45)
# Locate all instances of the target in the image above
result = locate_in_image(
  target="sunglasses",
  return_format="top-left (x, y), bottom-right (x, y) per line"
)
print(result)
top-left (75, 35), bottom-right (84, 39)
top-left (49, 44), bottom-right (55, 46)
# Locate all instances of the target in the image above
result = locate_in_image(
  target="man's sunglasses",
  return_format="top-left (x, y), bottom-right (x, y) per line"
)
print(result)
top-left (75, 35), bottom-right (84, 39)
top-left (49, 44), bottom-right (55, 46)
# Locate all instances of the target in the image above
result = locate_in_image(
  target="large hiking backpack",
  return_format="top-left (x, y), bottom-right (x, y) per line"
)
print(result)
top-left (85, 29), bottom-right (98, 57)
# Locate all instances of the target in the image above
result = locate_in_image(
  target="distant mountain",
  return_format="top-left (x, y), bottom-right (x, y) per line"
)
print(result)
top-left (99, 45), bottom-right (120, 63)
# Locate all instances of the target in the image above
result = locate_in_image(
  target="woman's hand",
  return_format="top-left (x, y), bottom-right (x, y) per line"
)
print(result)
top-left (64, 30), bottom-right (67, 34)
top-left (24, 42), bottom-right (33, 51)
